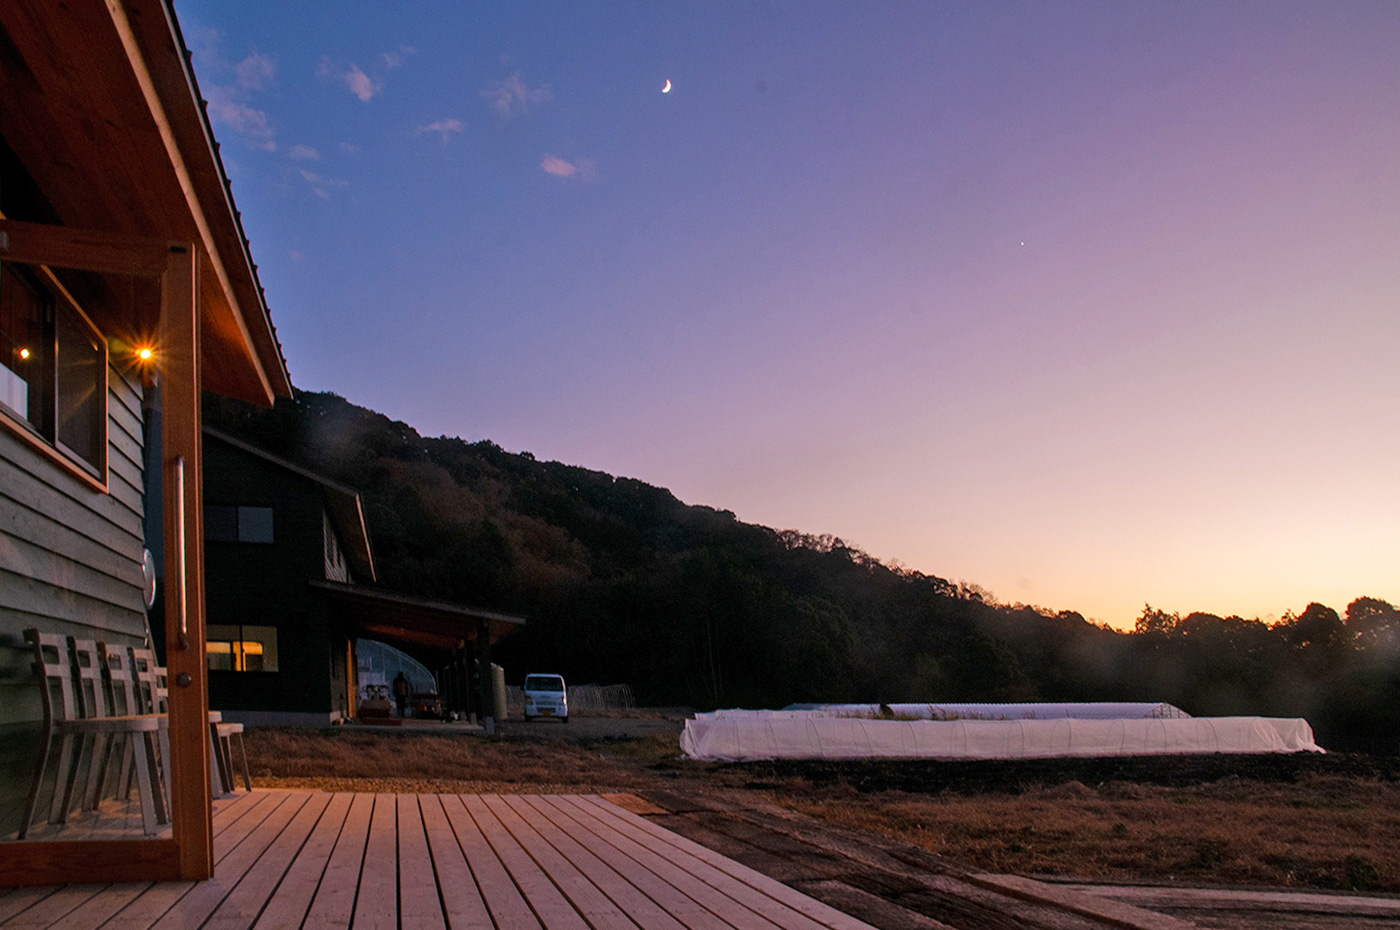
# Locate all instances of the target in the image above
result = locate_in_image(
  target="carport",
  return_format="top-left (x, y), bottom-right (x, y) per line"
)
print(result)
top-left (309, 580), bottom-right (525, 723)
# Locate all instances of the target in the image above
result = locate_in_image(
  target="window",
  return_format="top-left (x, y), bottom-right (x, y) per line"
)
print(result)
top-left (0, 262), bottom-right (106, 479)
top-left (205, 504), bottom-right (275, 543)
top-left (206, 624), bottom-right (279, 672)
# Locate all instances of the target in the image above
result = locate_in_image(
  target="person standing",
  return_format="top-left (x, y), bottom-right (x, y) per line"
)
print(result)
top-left (392, 671), bottom-right (410, 717)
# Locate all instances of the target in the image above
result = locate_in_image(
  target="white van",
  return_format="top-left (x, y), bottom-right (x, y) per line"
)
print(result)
top-left (523, 673), bottom-right (568, 723)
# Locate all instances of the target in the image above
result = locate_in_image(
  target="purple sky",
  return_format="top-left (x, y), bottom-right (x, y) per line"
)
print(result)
top-left (178, 1), bottom-right (1400, 628)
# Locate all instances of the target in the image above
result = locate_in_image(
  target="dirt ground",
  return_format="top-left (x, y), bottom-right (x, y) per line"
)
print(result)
top-left (242, 711), bottom-right (1400, 896)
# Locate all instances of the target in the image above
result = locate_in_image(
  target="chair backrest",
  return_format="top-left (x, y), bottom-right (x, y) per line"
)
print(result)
top-left (97, 642), bottom-right (139, 717)
top-left (25, 629), bottom-right (78, 726)
top-left (70, 638), bottom-right (107, 719)
top-left (130, 647), bottom-right (167, 714)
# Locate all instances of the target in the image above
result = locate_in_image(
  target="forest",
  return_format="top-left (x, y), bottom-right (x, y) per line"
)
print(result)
top-left (203, 390), bottom-right (1400, 752)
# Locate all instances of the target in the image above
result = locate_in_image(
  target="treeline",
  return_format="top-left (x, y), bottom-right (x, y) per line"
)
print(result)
top-left (203, 390), bottom-right (1400, 751)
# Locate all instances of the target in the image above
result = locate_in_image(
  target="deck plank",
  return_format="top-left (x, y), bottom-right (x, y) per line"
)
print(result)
top-left (395, 795), bottom-right (447, 930)
top-left (0, 791), bottom-right (888, 930)
top-left (482, 794), bottom-right (642, 930)
top-left (302, 793), bottom-right (374, 930)
top-left (349, 794), bottom-right (398, 930)
top-left (22, 884), bottom-right (151, 930)
top-left (212, 792), bottom-right (268, 836)
top-left (201, 792), bottom-right (333, 930)
top-left (418, 795), bottom-right (494, 930)
top-left (540, 796), bottom-right (785, 930)
top-left (211, 793), bottom-right (297, 864)
top-left (439, 794), bottom-right (542, 930)
top-left (518, 796), bottom-right (738, 930)
top-left (252, 793), bottom-right (354, 930)
top-left (0, 883), bottom-right (104, 929)
top-left (556, 794), bottom-right (843, 930)
top-left (579, 796), bottom-right (879, 930)
top-left (0, 887), bottom-right (57, 924)
top-left (462, 793), bottom-right (590, 930)
top-left (148, 792), bottom-right (313, 930)
top-left (505, 794), bottom-right (692, 930)
top-left (90, 795), bottom-right (306, 930)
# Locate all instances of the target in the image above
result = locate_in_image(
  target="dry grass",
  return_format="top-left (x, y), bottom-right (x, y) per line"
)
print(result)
top-left (244, 727), bottom-right (672, 795)
top-left (243, 726), bottom-right (1400, 893)
top-left (778, 775), bottom-right (1400, 892)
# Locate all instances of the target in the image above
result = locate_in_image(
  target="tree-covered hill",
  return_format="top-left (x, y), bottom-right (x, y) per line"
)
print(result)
top-left (203, 390), bottom-right (1399, 750)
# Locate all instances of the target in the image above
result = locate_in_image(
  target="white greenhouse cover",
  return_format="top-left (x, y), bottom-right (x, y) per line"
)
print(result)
top-left (781, 702), bottom-right (1191, 720)
top-left (680, 709), bottom-right (1324, 762)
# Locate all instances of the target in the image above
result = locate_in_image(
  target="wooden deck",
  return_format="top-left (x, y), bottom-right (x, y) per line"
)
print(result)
top-left (0, 791), bottom-right (878, 930)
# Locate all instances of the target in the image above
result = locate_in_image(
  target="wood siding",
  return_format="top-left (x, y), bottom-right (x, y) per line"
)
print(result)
top-left (0, 361), bottom-right (147, 835)
top-left (0, 362), bottom-right (147, 721)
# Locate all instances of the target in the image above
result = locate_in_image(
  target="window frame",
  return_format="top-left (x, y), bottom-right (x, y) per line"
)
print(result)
top-left (206, 623), bottom-right (280, 673)
top-left (0, 261), bottom-right (108, 491)
top-left (204, 503), bottom-right (275, 544)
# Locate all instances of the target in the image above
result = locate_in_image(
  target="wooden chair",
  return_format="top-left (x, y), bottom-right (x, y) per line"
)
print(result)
top-left (95, 642), bottom-right (169, 819)
top-left (130, 647), bottom-right (251, 798)
top-left (208, 712), bottom-right (252, 794)
top-left (129, 647), bottom-right (173, 819)
top-left (20, 631), bottom-right (169, 838)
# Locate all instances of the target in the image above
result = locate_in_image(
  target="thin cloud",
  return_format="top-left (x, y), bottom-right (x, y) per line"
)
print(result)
top-left (382, 46), bottom-right (415, 69)
top-left (319, 57), bottom-right (381, 102)
top-left (288, 144), bottom-right (320, 161)
top-left (344, 65), bottom-right (379, 101)
top-left (234, 52), bottom-right (275, 91)
top-left (298, 168), bottom-right (348, 200)
top-left (481, 72), bottom-right (551, 116)
top-left (541, 154), bottom-right (596, 180)
top-left (419, 119), bottom-right (463, 143)
top-left (339, 141), bottom-right (359, 154)
top-left (205, 85), bottom-right (275, 151)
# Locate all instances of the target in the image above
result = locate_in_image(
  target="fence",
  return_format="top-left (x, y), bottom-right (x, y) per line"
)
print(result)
top-left (505, 683), bottom-right (635, 716)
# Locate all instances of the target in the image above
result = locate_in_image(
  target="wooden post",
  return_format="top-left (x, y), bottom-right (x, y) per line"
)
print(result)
top-left (477, 620), bottom-right (493, 733)
top-left (160, 244), bottom-right (213, 879)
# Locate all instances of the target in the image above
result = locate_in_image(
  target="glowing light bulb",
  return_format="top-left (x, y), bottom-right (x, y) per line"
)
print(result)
top-left (137, 347), bottom-right (153, 361)
top-left (18, 348), bottom-right (29, 360)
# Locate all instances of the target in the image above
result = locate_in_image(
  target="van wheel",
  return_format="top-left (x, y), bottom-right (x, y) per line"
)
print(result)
top-left (561, 716), bottom-right (568, 724)
top-left (523, 714), bottom-right (533, 722)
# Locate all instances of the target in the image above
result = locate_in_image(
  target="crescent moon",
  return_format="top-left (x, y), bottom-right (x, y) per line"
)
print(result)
top-left (662, 79), bottom-right (672, 93)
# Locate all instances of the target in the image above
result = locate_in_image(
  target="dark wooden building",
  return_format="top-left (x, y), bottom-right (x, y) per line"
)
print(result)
top-left (202, 429), bottom-right (524, 726)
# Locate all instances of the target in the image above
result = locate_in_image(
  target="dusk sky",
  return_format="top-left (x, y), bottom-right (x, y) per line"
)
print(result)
top-left (178, 1), bottom-right (1399, 629)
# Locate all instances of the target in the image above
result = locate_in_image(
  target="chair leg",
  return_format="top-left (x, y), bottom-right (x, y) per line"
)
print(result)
top-left (131, 733), bottom-right (160, 836)
top-left (18, 729), bottom-right (55, 840)
top-left (217, 735), bottom-right (234, 794)
top-left (235, 731), bottom-right (252, 791)
top-left (92, 731), bottom-right (126, 811)
top-left (82, 731), bottom-right (111, 811)
top-left (155, 728), bottom-right (172, 818)
top-left (208, 725), bottom-right (227, 796)
top-left (49, 731), bottom-right (80, 825)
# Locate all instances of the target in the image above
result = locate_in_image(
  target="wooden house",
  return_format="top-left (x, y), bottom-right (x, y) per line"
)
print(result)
top-left (200, 429), bottom-right (524, 726)
top-left (0, 0), bottom-right (290, 883)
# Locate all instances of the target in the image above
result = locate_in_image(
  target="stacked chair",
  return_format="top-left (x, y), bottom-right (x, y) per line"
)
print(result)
top-left (20, 631), bottom-right (257, 842)
top-left (20, 631), bottom-right (169, 837)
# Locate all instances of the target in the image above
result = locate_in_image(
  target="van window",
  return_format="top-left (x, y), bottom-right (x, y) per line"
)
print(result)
top-left (525, 675), bottom-right (564, 692)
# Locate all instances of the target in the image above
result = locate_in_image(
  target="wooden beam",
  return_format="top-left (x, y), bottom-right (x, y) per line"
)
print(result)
top-left (160, 243), bottom-right (213, 880)
top-left (0, 218), bottom-right (172, 276)
top-left (105, 0), bottom-right (277, 407)
top-left (0, 840), bottom-right (181, 886)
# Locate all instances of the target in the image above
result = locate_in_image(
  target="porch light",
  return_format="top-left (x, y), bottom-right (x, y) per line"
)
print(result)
top-left (18, 347), bottom-right (29, 360)
top-left (137, 347), bottom-right (154, 361)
